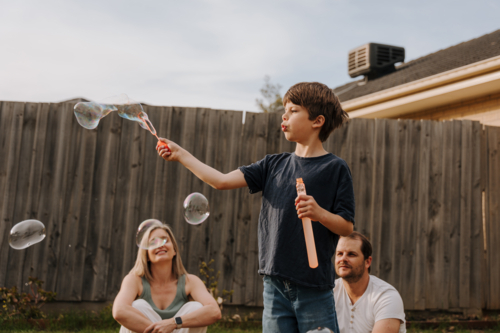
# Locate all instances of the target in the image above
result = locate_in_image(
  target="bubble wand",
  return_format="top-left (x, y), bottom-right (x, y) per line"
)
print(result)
top-left (296, 178), bottom-right (318, 269)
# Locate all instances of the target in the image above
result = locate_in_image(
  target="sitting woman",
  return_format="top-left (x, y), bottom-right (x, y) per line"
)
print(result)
top-left (113, 222), bottom-right (221, 333)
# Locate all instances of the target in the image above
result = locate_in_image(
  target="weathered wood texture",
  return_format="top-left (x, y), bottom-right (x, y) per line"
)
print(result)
top-left (483, 125), bottom-right (500, 309)
top-left (0, 102), bottom-right (496, 310)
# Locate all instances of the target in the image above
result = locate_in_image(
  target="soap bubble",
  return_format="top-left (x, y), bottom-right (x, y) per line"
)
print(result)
top-left (136, 219), bottom-right (166, 250)
top-left (74, 94), bottom-right (158, 138)
top-left (183, 193), bottom-right (210, 225)
top-left (74, 102), bottom-right (117, 130)
top-left (9, 220), bottom-right (46, 250)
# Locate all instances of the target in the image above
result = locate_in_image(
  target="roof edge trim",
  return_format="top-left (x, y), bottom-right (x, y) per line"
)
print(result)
top-left (342, 54), bottom-right (500, 111)
top-left (347, 70), bottom-right (500, 119)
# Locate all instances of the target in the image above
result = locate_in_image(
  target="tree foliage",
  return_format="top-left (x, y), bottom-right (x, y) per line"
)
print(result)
top-left (256, 76), bottom-right (285, 113)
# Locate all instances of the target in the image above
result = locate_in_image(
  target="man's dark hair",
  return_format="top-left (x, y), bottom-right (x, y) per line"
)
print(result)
top-left (343, 231), bottom-right (372, 273)
top-left (282, 82), bottom-right (348, 142)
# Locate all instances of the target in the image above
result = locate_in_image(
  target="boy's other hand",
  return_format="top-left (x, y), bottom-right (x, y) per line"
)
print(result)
top-left (295, 194), bottom-right (326, 222)
top-left (156, 138), bottom-right (183, 162)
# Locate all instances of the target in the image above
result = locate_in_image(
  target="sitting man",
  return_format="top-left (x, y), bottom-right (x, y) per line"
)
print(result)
top-left (333, 232), bottom-right (406, 333)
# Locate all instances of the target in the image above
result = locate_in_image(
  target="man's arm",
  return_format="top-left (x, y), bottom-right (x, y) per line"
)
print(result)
top-left (372, 318), bottom-right (402, 333)
top-left (157, 138), bottom-right (247, 190)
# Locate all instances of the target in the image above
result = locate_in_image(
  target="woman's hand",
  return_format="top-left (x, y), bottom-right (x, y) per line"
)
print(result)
top-left (295, 194), bottom-right (326, 221)
top-left (144, 318), bottom-right (176, 333)
top-left (156, 138), bottom-right (184, 162)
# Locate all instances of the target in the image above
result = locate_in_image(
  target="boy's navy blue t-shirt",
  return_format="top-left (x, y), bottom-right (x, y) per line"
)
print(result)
top-left (239, 152), bottom-right (355, 289)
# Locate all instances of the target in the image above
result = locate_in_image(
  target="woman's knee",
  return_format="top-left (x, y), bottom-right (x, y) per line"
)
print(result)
top-left (177, 301), bottom-right (203, 315)
top-left (131, 299), bottom-right (151, 309)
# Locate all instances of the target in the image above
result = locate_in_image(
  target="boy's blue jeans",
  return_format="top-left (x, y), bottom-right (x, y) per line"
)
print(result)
top-left (262, 275), bottom-right (339, 333)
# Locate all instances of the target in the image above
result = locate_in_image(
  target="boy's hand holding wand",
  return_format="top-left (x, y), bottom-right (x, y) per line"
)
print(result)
top-left (296, 178), bottom-right (319, 269)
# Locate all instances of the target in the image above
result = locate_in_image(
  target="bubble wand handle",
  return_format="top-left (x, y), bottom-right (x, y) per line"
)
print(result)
top-left (296, 178), bottom-right (318, 269)
top-left (138, 114), bottom-right (170, 152)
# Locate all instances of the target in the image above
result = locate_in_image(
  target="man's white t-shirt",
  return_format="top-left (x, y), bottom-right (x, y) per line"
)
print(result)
top-left (333, 275), bottom-right (406, 333)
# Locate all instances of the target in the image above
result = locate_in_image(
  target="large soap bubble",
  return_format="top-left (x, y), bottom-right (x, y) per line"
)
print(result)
top-left (74, 102), bottom-right (117, 130)
top-left (136, 219), bottom-right (166, 250)
top-left (183, 192), bottom-right (210, 225)
top-left (9, 220), bottom-right (46, 250)
top-left (74, 94), bottom-right (170, 152)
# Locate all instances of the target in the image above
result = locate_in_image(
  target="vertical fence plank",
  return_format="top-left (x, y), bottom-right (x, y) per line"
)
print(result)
top-left (369, 119), bottom-right (386, 277)
top-left (399, 119), bottom-right (421, 310)
top-left (0, 102), bottom-right (25, 287)
top-left (378, 119), bottom-right (398, 284)
top-left (349, 118), bottom-right (375, 237)
top-left (414, 120), bottom-right (430, 310)
top-left (185, 108), bottom-right (211, 273)
top-left (91, 112), bottom-right (122, 301)
top-left (440, 121), bottom-right (454, 310)
top-left (6, 103), bottom-right (39, 290)
top-left (245, 113), bottom-right (268, 306)
top-left (231, 111), bottom-right (258, 305)
top-left (425, 121), bottom-right (444, 309)
top-left (20, 103), bottom-right (51, 289)
top-left (486, 125), bottom-right (500, 309)
top-left (480, 125), bottom-right (489, 309)
top-left (218, 111), bottom-right (243, 300)
top-left (459, 121), bottom-right (473, 308)
top-left (43, 103), bottom-right (75, 293)
top-left (54, 103), bottom-right (93, 301)
top-left (470, 121), bottom-right (483, 311)
top-left (388, 120), bottom-right (407, 290)
top-left (447, 121), bottom-right (462, 309)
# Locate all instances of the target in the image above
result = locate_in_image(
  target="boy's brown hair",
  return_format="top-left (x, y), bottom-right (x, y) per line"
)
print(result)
top-left (283, 82), bottom-right (348, 142)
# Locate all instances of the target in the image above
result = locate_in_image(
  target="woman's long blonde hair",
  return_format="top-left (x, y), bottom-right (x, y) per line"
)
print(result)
top-left (130, 222), bottom-right (187, 282)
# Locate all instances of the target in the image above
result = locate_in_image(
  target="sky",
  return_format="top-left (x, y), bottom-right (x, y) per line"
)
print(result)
top-left (0, 0), bottom-right (499, 112)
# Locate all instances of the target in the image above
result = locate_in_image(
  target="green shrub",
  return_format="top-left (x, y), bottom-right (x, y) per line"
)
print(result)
top-left (0, 276), bottom-right (56, 319)
top-left (199, 259), bottom-right (234, 310)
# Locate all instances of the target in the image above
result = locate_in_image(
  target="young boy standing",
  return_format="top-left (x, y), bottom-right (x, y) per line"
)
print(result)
top-left (157, 82), bottom-right (355, 333)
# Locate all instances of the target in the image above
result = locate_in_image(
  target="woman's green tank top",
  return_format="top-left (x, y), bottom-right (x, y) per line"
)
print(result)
top-left (140, 274), bottom-right (188, 320)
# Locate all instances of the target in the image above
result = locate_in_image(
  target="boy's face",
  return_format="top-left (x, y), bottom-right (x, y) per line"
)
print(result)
top-left (281, 102), bottom-right (317, 142)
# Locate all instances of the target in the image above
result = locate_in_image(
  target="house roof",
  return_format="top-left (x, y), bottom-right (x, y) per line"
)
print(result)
top-left (333, 29), bottom-right (500, 102)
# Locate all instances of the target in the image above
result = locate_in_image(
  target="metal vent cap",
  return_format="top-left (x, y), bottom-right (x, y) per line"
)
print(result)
top-left (348, 43), bottom-right (405, 80)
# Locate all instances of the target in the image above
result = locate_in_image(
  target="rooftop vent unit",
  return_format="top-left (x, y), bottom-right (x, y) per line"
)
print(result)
top-left (348, 43), bottom-right (405, 80)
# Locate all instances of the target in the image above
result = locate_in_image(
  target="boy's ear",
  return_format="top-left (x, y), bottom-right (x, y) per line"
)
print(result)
top-left (312, 115), bottom-right (325, 128)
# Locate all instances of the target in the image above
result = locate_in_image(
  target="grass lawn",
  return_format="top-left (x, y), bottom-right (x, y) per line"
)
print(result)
top-left (1, 325), bottom-right (500, 332)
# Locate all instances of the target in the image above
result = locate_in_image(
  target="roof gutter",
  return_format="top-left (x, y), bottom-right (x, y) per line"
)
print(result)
top-left (343, 55), bottom-right (500, 118)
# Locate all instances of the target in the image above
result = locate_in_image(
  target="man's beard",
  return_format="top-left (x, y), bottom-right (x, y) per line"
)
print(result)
top-left (336, 261), bottom-right (365, 283)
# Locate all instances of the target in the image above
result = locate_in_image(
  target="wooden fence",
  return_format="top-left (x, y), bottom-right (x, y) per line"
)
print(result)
top-left (0, 101), bottom-right (499, 311)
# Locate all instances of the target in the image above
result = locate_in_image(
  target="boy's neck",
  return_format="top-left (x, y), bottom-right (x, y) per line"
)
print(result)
top-left (294, 141), bottom-right (328, 158)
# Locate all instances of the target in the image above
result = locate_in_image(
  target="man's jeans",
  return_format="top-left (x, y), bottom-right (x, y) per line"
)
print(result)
top-left (262, 275), bottom-right (339, 333)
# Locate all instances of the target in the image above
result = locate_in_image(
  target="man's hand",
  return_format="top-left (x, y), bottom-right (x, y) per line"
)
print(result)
top-left (295, 194), bottom-right (327, 222)
top-left (156, 138), bottom-right (183, 162)
top-left (143, 318), bottom-right (176, 333)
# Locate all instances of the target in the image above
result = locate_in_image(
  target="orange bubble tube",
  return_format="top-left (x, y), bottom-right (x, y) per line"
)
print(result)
top-left (296, 178), bottom-right (318, 269)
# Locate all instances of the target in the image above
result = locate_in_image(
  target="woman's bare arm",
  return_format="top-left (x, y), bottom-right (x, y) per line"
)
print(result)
top-left (144, 274), bottom-right (221, 332)
top-left (112, 274), bottom-right (151, 333)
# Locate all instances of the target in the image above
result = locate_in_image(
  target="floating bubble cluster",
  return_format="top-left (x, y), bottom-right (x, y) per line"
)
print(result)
top-left (74, 94), bottom-right (159, 139)
top-left (9, 220), bottom-right (46, 250)
top-left (136, 219), bottom-right (166, 250)
top-left (183, 192), bottom-right (210, 225)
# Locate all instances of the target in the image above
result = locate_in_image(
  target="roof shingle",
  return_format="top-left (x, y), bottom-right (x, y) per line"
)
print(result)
top-left (334, 29), bottom-right (500, 102)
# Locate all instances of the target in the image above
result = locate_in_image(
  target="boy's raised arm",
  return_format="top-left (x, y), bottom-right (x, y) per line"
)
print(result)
top-left (157, 138), bottom-right (247, 190)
